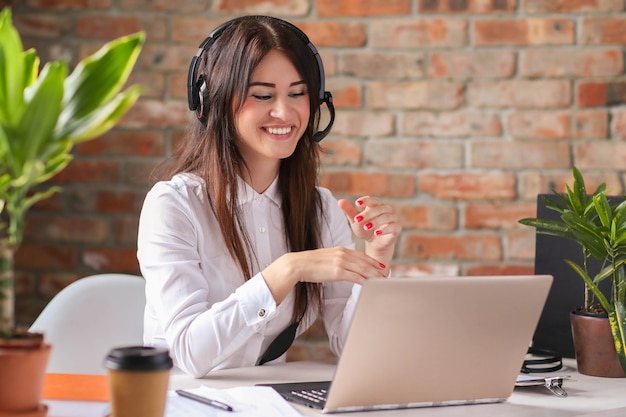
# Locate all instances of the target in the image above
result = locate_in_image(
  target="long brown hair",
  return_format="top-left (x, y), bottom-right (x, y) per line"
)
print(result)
top-left (163, 16), bottom-right (325, 323)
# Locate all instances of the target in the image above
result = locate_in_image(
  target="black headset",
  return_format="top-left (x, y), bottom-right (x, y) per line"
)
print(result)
top-left (187, 16), bottom-right (335, 143)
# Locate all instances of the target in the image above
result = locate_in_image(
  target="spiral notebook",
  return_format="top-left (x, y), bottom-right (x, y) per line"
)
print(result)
top-left (261, 275), bottom-right (553, 413)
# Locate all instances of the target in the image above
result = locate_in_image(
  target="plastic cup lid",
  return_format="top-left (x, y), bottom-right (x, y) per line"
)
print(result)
top-left (105, 346), bottom-right (173, 371)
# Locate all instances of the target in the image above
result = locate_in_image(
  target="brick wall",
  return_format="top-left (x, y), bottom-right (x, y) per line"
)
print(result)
top-left (5, 0), bottom-right (626, 361)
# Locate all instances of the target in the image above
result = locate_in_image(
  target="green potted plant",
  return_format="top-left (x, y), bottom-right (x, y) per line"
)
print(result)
top-left (519, 166), bottom-right (626, 377)
top-left (0, 7), bottom-right (144, 416)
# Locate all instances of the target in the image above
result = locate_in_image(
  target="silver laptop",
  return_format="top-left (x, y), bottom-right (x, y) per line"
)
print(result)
top-left (261, 275), bottom-right (553, 413)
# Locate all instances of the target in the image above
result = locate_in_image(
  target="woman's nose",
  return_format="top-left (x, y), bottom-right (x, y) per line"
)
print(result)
top-left (269, 97), bottom-right (290, 119)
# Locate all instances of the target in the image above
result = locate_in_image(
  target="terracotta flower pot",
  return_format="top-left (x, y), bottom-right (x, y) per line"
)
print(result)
top-left (0, 339), bottom-right (51, 417)
top-left (570, 312), bottom-right (626, 378)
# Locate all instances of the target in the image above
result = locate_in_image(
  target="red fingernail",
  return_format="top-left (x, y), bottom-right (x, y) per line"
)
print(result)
top-left (365, 222), bottom-right (373, 230)
top-left (355, 215), bottom-right (364, 222)
top-left (356, 199), bottom-right (364, 206)
top-left (379, 263), bottom-right (386, 269)
top-left (375, 230), bottom-right (382, 235)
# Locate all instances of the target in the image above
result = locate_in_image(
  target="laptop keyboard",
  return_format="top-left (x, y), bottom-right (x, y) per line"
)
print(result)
top-left (290, 388), bottom-right (328, 405)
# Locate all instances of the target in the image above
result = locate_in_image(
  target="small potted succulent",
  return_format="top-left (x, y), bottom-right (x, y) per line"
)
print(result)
top-left (519, 167), bottom-right (626, 377)
top-left (0, 7), bottom-right (144, 415)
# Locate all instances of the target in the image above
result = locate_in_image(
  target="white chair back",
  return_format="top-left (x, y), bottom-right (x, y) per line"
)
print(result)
top-left (30, 273), bottom-right (145, 375)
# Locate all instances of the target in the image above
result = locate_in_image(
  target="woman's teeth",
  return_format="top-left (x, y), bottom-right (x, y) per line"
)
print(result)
top-left (267, 127), bottom-right (291, 135)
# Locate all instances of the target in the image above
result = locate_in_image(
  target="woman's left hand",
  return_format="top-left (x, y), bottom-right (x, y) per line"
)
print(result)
top-left (338, 196), bottom-right (401, 269)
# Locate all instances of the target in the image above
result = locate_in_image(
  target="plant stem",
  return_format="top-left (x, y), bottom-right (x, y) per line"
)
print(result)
top-left (0, 238), bottom-right (14, 338)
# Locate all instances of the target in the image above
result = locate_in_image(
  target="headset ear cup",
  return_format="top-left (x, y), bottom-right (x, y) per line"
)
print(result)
top-left (195, 76), bottom-right (208, 123)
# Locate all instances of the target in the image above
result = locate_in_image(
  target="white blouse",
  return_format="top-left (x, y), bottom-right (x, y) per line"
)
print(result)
top-left (137, 173), bottom-right (361, 377)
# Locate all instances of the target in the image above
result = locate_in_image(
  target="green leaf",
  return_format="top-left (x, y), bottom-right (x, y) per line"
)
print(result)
top-left (609, 301), bottom-right (626, 373)
top-left (572, 166), bottom-right (587, 207)
top-left (565, 259), bottom-right (611, 312)
top-left (16, 61), bottom-right (66, 165)
top-left (594, 193), bottom-right (612, 229)
top-left (55, 85), bottom-right (142, 142)
top-left (0, 8), bottom-right (25, 126)
top-left (58, 32), bottom-right (145, 130)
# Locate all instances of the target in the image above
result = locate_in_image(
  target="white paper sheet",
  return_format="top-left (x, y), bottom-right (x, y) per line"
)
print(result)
top-left (166, 385), bottom-right (302, 417)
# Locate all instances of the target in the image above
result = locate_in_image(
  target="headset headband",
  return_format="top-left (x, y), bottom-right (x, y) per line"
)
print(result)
top-left (186, 16), bottom-right (334, 142)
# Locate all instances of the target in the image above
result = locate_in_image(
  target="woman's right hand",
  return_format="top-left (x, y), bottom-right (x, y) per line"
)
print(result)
top-left (262, 247), bottom-right (386, 304)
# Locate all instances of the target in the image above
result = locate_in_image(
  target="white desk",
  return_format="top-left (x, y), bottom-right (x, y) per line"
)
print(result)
top-left (169, 359), bottom-right (626, 417)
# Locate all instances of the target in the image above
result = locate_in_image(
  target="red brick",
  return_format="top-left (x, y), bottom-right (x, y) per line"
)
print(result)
top-left (364, 140), bottom-right (463, 169)
top-left (581, 17), bottom-right (626, 44)
top-left (326, 80), bottom-right (362, 108)
top-left (52, 160), bottom-right (120, 184)
top-left (37, 273), bottom-right (81, 299)
top-left (391, 263), bottom-right (461, 277)
top-left (320, 172), bottom-right (416, 198)
top-left (577, 81), bottom-right (626, 107)
top-left (519, 171), bottom-right (622, 200)
top-left (466, 264), bottom-right (534, 276)
top-left (297, 22), bottom-right (366, 47)
top-left (12, 13), bottom-right (72, 38)
top-left (340, 52), bottom-right (426, 79)
top-left (468, 80), bottom-right (570, 108)
top-left (118, 100), bottom-right (190, 129)
top-left (474, 19), bottom-right (575, 46)
top-left (320, 138), bottom-right (362, 166)
top-left (24, 216), bottom-right (110, 243)
top-left (577, 82), bottom-right (607, 107)
top-left (524, 0), bottom-right (624, 13)
top-left (170, 73), bottom-right (188, 100)
top-left (507, 111), bottom-right (571, 139)
top-left (471, 141), bottom-right (571, 169)
top-left (575, 111), bottom-right (609, 139)
top-left (394, 203), bottom-right (458, 230)
top-left (15, 243), bottom-right (78, 270)
top-left (331, 111), bottom-right (395, 137)
top-left (76, 130), bottom-right (165, 157)
top-left (507, 230), bottom-right (536, 260)
top-left (418, 173), bottom-right (516, 201)
top-left (120, 0), bottom-right (209, 12)
top-left (370, 18), bottom-right (468, 48)
top-left (520, 48), bottom-right (623, 77)
top-left (403, 111), bottom-right (502, 137)
top-left (419, 0), bottom-right (516, 13)
top-left (575, 142), bottom-right (626, 170)
top-left (96, 191), bottom-right (136, 213)
top-left (172, 17), bottom-right (225, 43)
top-left (139, 44), bottom-right (197, 71)
top-left (317, 0), bottom-right (410, 16)
top-left (465, 203), bottom-right (537, 230)
top-left (214, 0), bottom-right (308, 14)
top-left (401, 233), bottom-right (502, 260)
top-left (126, 71), bottom-right (166, 99)
top-left (115, 216), bottom-right (140, 244)
top-left (125, 161), bottom-right (162, 187)
top-left (14, 271), bottom-right (35, 297)
top-left (26, 0), bottom-right (111, 9)
top-left (611, 110), bottom-right (626, 139)
top-left (76, 15), bottom-right (141, 39)
top-left (82, 248), bottom-right (141, 272)
top-left (428, 50), bottom-right (515, 79)
top-left (369, 81), bottom-right (464, 109)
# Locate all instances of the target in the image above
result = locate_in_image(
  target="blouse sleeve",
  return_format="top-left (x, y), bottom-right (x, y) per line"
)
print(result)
top-left (138, 180), bottom-right (281, 377)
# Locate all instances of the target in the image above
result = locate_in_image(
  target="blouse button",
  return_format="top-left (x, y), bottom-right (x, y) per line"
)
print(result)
top-left (259, 226), bottom-right (266, 233)
top-left (258, 308), bottom-right (266, 317)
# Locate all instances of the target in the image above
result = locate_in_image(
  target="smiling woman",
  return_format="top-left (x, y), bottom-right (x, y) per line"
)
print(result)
top-left (137, 15), bottom-right (401, 378)
top-left (234, 49), bottom-right (311, 189)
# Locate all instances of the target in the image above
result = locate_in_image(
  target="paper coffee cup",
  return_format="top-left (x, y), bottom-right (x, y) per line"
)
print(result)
top-left (105, 346), bottom-right (173, 417)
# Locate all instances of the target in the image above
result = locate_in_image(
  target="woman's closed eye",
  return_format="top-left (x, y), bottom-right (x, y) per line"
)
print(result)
top-left (251, 91), bottom-right (307, 101)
